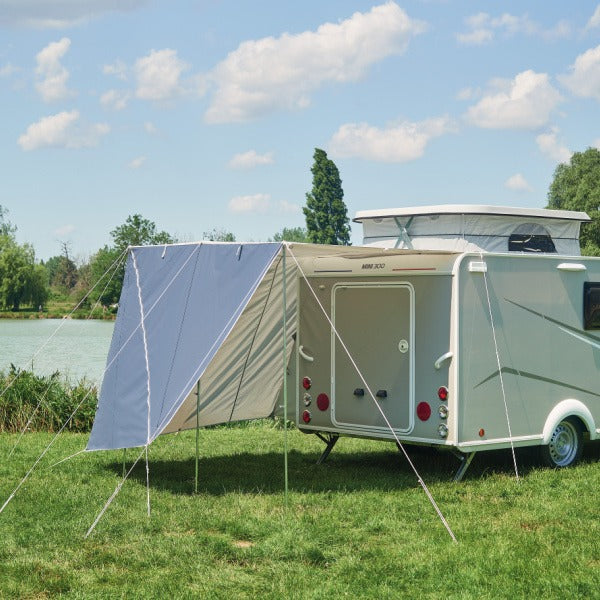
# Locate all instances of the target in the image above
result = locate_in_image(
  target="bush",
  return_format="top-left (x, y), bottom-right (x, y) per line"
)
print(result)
top-left (0, 366), bottom-right (97, 433)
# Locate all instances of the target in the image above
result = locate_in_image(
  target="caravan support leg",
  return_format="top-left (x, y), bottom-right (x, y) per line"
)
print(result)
top-left (452, 451), bottom-right (476, 482)
top-left (315, 433), bottom-right (339, 465)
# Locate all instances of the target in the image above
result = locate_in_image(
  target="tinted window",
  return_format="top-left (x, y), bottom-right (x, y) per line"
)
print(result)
top-left (584, 282), bottom-right (600, 330)
top-left (508, 234), bottom-right (556, 253)
top-left (508, 223), bottom-right (556, 253)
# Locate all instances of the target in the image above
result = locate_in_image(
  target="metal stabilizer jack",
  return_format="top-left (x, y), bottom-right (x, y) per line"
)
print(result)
top-left (452, 451), bottom-right (476, 482)
top-left (315, 432), bottom-right (340, 465)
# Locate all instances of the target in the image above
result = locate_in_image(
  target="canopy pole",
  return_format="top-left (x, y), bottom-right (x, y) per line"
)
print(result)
top-left (122, 448), bottom-right (126, 478)
top-left (282, 245), bottom-right (289, 508)
top-left (195, 379), bottom-right (200, 494)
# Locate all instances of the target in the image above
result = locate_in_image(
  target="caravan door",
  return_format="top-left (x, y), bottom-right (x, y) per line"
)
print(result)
top-left (331, 283), bottom-right (414, 434)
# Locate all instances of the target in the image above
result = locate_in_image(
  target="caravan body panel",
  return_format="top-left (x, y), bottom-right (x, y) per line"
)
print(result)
top-left (295, 252), bottom-right (456, 444)
top-left (455, 253), bottom-right (600, 450)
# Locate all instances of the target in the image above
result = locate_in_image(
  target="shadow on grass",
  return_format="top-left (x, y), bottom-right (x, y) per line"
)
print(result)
top-left (107, 441), bottom-right (600, 496)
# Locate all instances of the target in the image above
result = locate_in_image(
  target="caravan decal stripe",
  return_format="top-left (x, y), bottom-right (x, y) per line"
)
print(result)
top-left (505, 298), bottom-right (600, 344)
top-left (474, 367), bottom-right (600, 398)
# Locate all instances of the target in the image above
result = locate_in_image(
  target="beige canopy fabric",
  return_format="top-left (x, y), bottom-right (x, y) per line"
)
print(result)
top-left (87, 242), bottom-right (411, 450)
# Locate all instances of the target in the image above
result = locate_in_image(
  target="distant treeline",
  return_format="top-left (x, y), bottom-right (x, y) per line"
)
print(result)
top-left (0, 208), bottom-right (310, 316)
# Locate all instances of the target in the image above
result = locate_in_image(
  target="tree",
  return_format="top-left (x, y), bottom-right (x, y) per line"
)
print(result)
top-left (111, 214), bottom-right (175, 251)
top-left (87, 215), bottom-right (175, 307)
top-left (45, 242), bottom-right (78, 291)
top-left (0, 236), bottom-right (48, 310)
top-left (270, 226), bottom-right (309, 242)
top-left (304, 148), bottom-right (350, 245)
top-left (88, 246), bottom-right (123, 307)
top-left (0, 205), bottom-right (16, 237)
top-left (547, 147), bottom-right (600, 256)
top-left (202, 228), bottom-right (236, 242)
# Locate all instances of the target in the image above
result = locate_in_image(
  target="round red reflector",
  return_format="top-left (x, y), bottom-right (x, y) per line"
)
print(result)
top-left (302, 377), bottom-right (312, 390)
top-left (302, 410), bottom-right (311, 423)
top-left (437, 386), bottom-right (448, 401)
top-left (316, 393), bottom-right (329, 411)
top-left (479, 428), bottom-right (485, 438)
top-left (417, 402), bottom-right (431, 421)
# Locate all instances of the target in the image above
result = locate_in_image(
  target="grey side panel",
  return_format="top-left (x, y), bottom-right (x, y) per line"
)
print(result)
top-left (457, 254), bottom-right (600, 446)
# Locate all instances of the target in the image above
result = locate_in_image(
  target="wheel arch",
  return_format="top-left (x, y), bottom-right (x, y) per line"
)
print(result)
top-left (542, 399), bottom-right (596, 444)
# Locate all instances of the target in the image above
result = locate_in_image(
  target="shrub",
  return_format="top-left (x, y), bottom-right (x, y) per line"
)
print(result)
top-left (0, 366), bottom-right (97, 433)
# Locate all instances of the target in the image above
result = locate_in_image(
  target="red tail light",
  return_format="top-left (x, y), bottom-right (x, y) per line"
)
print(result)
top-left (437, 386), bottom-right (448, 401)
top-left (302, 410), bottom-right (311, 423)
top-left (302, 377), bottom-right (312, 390)
top-left (316, 393), bottom-right (329, 411)
top-left (417, 402), bottom-right (431, 421)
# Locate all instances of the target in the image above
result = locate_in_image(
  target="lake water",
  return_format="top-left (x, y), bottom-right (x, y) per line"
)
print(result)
top-left (0, 319), bottom-right (115, 384)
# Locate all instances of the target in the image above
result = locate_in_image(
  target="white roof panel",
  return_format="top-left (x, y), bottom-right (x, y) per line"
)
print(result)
top-left (354, 204), bottom-right (590, 223)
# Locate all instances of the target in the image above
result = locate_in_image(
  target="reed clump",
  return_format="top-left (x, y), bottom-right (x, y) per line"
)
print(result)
top-left (0, 366), bottom-right (97, 433)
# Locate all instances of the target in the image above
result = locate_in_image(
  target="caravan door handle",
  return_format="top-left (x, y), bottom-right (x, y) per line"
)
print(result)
top-left (298, 345), bottom-right (314, 362)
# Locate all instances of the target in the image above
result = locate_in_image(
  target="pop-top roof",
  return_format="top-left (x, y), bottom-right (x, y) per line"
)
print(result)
top-left (353, 204), bottom-right (590, 255)
top-left (354, 204), bottom-right (590, 223)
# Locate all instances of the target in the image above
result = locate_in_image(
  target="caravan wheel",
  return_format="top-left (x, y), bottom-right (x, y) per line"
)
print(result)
top-left (540, 418), bottom-right (583, 468)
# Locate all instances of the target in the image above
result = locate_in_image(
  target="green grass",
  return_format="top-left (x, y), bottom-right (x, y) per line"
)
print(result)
top-left (0, 425), bottom-right (599, 598)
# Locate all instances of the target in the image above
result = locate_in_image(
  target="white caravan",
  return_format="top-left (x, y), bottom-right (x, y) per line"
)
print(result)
top-left (292, 205), bottom-right (600, 478)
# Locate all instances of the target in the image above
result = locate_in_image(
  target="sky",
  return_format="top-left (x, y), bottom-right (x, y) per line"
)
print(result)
top-left (1, 1), bottom-right (600, 261)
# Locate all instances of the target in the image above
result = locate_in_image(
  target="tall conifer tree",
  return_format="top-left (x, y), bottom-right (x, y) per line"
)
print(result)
top-left (304, 148), bottom-right (350, 245)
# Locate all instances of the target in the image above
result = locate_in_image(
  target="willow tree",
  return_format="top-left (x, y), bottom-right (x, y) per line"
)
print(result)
top-left (304, 148), bottom-right (350, 245)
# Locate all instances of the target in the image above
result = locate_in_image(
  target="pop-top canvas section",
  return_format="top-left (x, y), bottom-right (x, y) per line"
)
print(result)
top-left (354, 205), bottom-right (591, 255)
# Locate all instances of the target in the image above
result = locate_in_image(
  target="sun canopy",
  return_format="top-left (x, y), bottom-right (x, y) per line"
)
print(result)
top-left (87, 241), bottom-right (449, 451)
top-left (87, 242), bottom-right (286, 451)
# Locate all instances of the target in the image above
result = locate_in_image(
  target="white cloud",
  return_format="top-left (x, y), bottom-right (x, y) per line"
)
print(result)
top-left (278, 200), bottom-right (301, 214)
top-left (593, 138), bottom-right (600, 150)
top-left (328, 116), bottom-right (455, 163)
top-left (54, 224), bottom-right (75, 236)
top-left (465, 70), bottom-right (562, 130)
top-left (100, 89), bottom-right (130, 110)
top-left (144, 121), bottom-right (158, 134)
top-left (134, 48), bottom-right (189, 101)
top-left (456, 87), bottom-right (477, 101)
top-left (103, 59), bottom-right (128, 81)
top-left (504, 173), bottom-right (532, 192)
top-left (228, 194), bottom-right (271, 213)
top-left (228, 150), bottom-right (274, 169)
top-left (0, 62), bottom-right (18, 77)
top-left (559, 45), bottom-right (600, 101)
top-left (586, 5), bottom-right (600, 30)
top-left (456, 28), bottom-right (493, 45)
top-left (456, 12), bottom-right (569, 45)
top-left (0, 0), bottom-right (147, 29)
top-left (18, 110), bottom-right (109, 151)
top-left (35, 37), bottom-right (72, 102)
top-left (536, 127), bottom-right (572, 163)
top-left (128, 156), bottom-right (146, 169)
top-left (205, 2), bottom-right (426, 123)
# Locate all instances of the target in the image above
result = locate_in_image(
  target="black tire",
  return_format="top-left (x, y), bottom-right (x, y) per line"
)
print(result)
top-left (539, 417), bottom-right (584, 468)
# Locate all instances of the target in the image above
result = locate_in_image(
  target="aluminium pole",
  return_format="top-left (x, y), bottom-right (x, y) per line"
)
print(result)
top-left (195, 379), bottom-right (200, 494)
top-left (282, 245), bottom-right (289, 507)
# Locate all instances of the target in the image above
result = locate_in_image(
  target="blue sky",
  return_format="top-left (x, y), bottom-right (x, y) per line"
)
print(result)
top-left (1, 1), bottom-right (600, 261)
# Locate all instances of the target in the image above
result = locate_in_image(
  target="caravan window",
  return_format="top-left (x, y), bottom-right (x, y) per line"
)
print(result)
top-left (508, 223), bottom-right (556, 253)
top-left (584, 283), bottom-right (600, 330)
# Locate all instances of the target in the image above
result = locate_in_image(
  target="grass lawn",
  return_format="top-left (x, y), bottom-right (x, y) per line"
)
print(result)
top-left (1, 424), bottom-right (599, 598)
